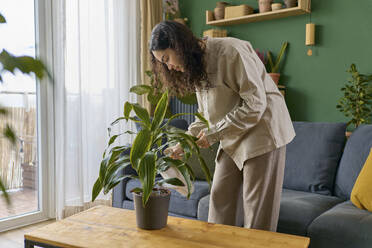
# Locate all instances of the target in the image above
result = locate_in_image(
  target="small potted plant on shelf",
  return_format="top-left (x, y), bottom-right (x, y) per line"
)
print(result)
top-left (91, 90), bottom-right (212, 230)
top-left (336, 64), bottom-right (372, 138)
top-left (266, 41), bottom-right (288, 85)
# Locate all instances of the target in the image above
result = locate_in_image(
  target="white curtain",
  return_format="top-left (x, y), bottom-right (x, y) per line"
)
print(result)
top-left (54, 0), bottom-right (139, 219)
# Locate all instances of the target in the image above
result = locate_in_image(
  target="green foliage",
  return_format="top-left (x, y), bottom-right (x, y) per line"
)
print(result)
top-left (0, 12), bottom-right (48, 204)
top-left (336, 64), bottom-right (372, 129)
top-left (130, 70), bottom-right (197, 117)
top-left (92, 91), bottom-right (211, 207)
top-left (267, 42), bottom-right (288, 73)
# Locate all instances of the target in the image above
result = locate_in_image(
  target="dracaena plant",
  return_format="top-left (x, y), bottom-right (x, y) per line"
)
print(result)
top-left (92, 90), bottom-right (212, 206)
top-left (336, 64), bottom-right (372, 129)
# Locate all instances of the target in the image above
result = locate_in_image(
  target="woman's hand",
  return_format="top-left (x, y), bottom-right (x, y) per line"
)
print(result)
top-left (164, 143), bottom-right (184, 160)
top-left (196, 131), bottom-right (210, 149)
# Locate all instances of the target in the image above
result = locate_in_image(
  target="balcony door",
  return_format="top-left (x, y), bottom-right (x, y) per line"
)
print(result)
top-left (0, 0), bottom-right (54, 231)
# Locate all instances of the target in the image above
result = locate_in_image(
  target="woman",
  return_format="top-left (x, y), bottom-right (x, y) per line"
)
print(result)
top-left (150, 21), bottom-right (295, 232)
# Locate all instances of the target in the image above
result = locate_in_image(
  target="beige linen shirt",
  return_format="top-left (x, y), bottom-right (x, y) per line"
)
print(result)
top-left (187, 37), bottom-right (296, 170)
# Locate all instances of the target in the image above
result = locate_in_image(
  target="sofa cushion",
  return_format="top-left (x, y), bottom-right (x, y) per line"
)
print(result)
top-left (308, 201), bottom-right (372, 248)
top-left (278, 189), bottom-right (344, 236)
top-left (284, 122), bottom-right (347, 195)
top-left (125, 178), bottom-right (210, 218)
top-left (334, 124), bottom-right (372, 200)
top-left (351, 148), bottom-right (372, 211)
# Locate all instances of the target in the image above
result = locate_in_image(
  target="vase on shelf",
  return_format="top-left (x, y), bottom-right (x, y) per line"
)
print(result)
top-left (214, 2), bottom-right (230, 20)
top-left (284, 0), bottom-right (298, 8)
top-left (258, 0), bottom-right (273, 13)
top-left (271, 3), bottom-right (282, 11)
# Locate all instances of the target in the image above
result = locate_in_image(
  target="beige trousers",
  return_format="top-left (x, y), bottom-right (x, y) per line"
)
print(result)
top-left (208, 146), bottom-right (286, 232)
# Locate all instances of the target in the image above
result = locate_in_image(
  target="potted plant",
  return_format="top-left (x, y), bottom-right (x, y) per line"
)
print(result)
top-left (130, 70), bottom-right (197, 117)
top-left (266, 41), bottom-right (288, 85)
top-left (91, 90), bottom-right (212, 230)
top-left (336, 64), bottom-right (372, 137)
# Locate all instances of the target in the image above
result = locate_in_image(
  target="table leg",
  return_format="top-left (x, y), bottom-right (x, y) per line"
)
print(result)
top-left (24, 239), bottom-right (34, 248)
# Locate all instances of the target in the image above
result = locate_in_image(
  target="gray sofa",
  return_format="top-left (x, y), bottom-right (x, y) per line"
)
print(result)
top-left (112, 121), bottom-right (372, 248)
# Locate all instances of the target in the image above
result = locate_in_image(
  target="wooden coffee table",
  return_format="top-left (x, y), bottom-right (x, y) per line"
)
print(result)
top-left (25, 205), bottom-right (310, 248)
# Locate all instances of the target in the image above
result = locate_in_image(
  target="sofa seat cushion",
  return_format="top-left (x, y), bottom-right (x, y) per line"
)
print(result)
top-left (308, 201), bottom-right (372, 248)
top-left (125, 179), bottom-right (210, 218)
top-left (278, 189), bottom-right (344, 236)
top-left (284, 122), bottom-right (346, 195)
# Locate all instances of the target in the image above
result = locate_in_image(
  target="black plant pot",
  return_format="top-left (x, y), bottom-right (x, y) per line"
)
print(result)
top-left (133, 189), bottom-right (171, 230)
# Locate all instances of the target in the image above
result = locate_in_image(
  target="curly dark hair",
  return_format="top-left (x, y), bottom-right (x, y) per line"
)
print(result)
top-left (149, 21), bottom-right (209, 96)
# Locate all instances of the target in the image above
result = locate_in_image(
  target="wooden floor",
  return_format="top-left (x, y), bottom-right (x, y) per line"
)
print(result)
top-left (0, 220), bottom-right (55, 248)
top-left (0, 188), bottom-right (38, 219)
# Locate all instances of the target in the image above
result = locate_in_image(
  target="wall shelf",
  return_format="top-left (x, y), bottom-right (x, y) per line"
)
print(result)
top-left (206, 0), bottom-right (311, 26)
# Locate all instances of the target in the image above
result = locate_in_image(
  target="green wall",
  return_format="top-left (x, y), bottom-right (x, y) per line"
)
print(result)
top-left (179, 0), bottom-right (372, 124)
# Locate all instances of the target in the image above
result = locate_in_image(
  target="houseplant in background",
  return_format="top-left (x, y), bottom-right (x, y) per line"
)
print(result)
top-left (336, 64), bottom-right (372, 137)
top-left (266, 41), bottom-right (288, 85)
top-left (91, 90), bottom-right (212, 230)
top-left (0, 13), bottom-right (48, 205)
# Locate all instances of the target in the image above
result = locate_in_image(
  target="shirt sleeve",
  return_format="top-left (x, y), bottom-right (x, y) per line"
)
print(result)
top-left (202, 43), bottom-right (268, 146)
top-left (185, 92), bottom-right (208, 137)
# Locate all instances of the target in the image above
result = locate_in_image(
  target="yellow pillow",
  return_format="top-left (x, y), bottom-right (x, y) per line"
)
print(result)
top-left (351, 148), bottom-right (372, 211)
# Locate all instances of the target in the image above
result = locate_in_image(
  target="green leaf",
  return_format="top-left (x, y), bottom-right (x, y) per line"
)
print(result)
top-left (130, 129), bottom-right (152, 170)
top-left (0, 50), bottom-right (47, 79)
top-left (130, 85), bottom-right (152, 95)
top-left (157, 177), bottom-right (185, 186)
top-left (138, 152), bottom-right (157, 206)
top-left (0, 13), bottom-right (6, 23)
top-left (198, 156), bottom-right (212, 189)
top-left (104, 160), bottom-right (131, 186)
top-left (99, 156), bottom-right (110, 183)
top-left (4, 124), bottom-right (16, 145)
top-left (111, 117), bottom-right (126, 126)
top-left (0, 108), bottom-right (8, 116)
top-left (104, 174), bottom-right (136, 194)
top-left (124, 102), bottom-right (133, 120)
top-left (151, 91), bottom-right (169, 131)
top-left (0, 179), bottom-right (10, 205)
top-left (132, 103), bottom-right (151, 127)
top-left (175, 164), bottom-right (193, 199)
top-left (195, 112), bottom-right (209, 129)
top-left (108, 134), bottom-right (121, 147)
top-left (92, 178), bottom-right (103, 202)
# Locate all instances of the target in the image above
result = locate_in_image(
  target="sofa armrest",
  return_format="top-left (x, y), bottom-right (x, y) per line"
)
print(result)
top-left (112, 145), bottom-right (137, 208)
